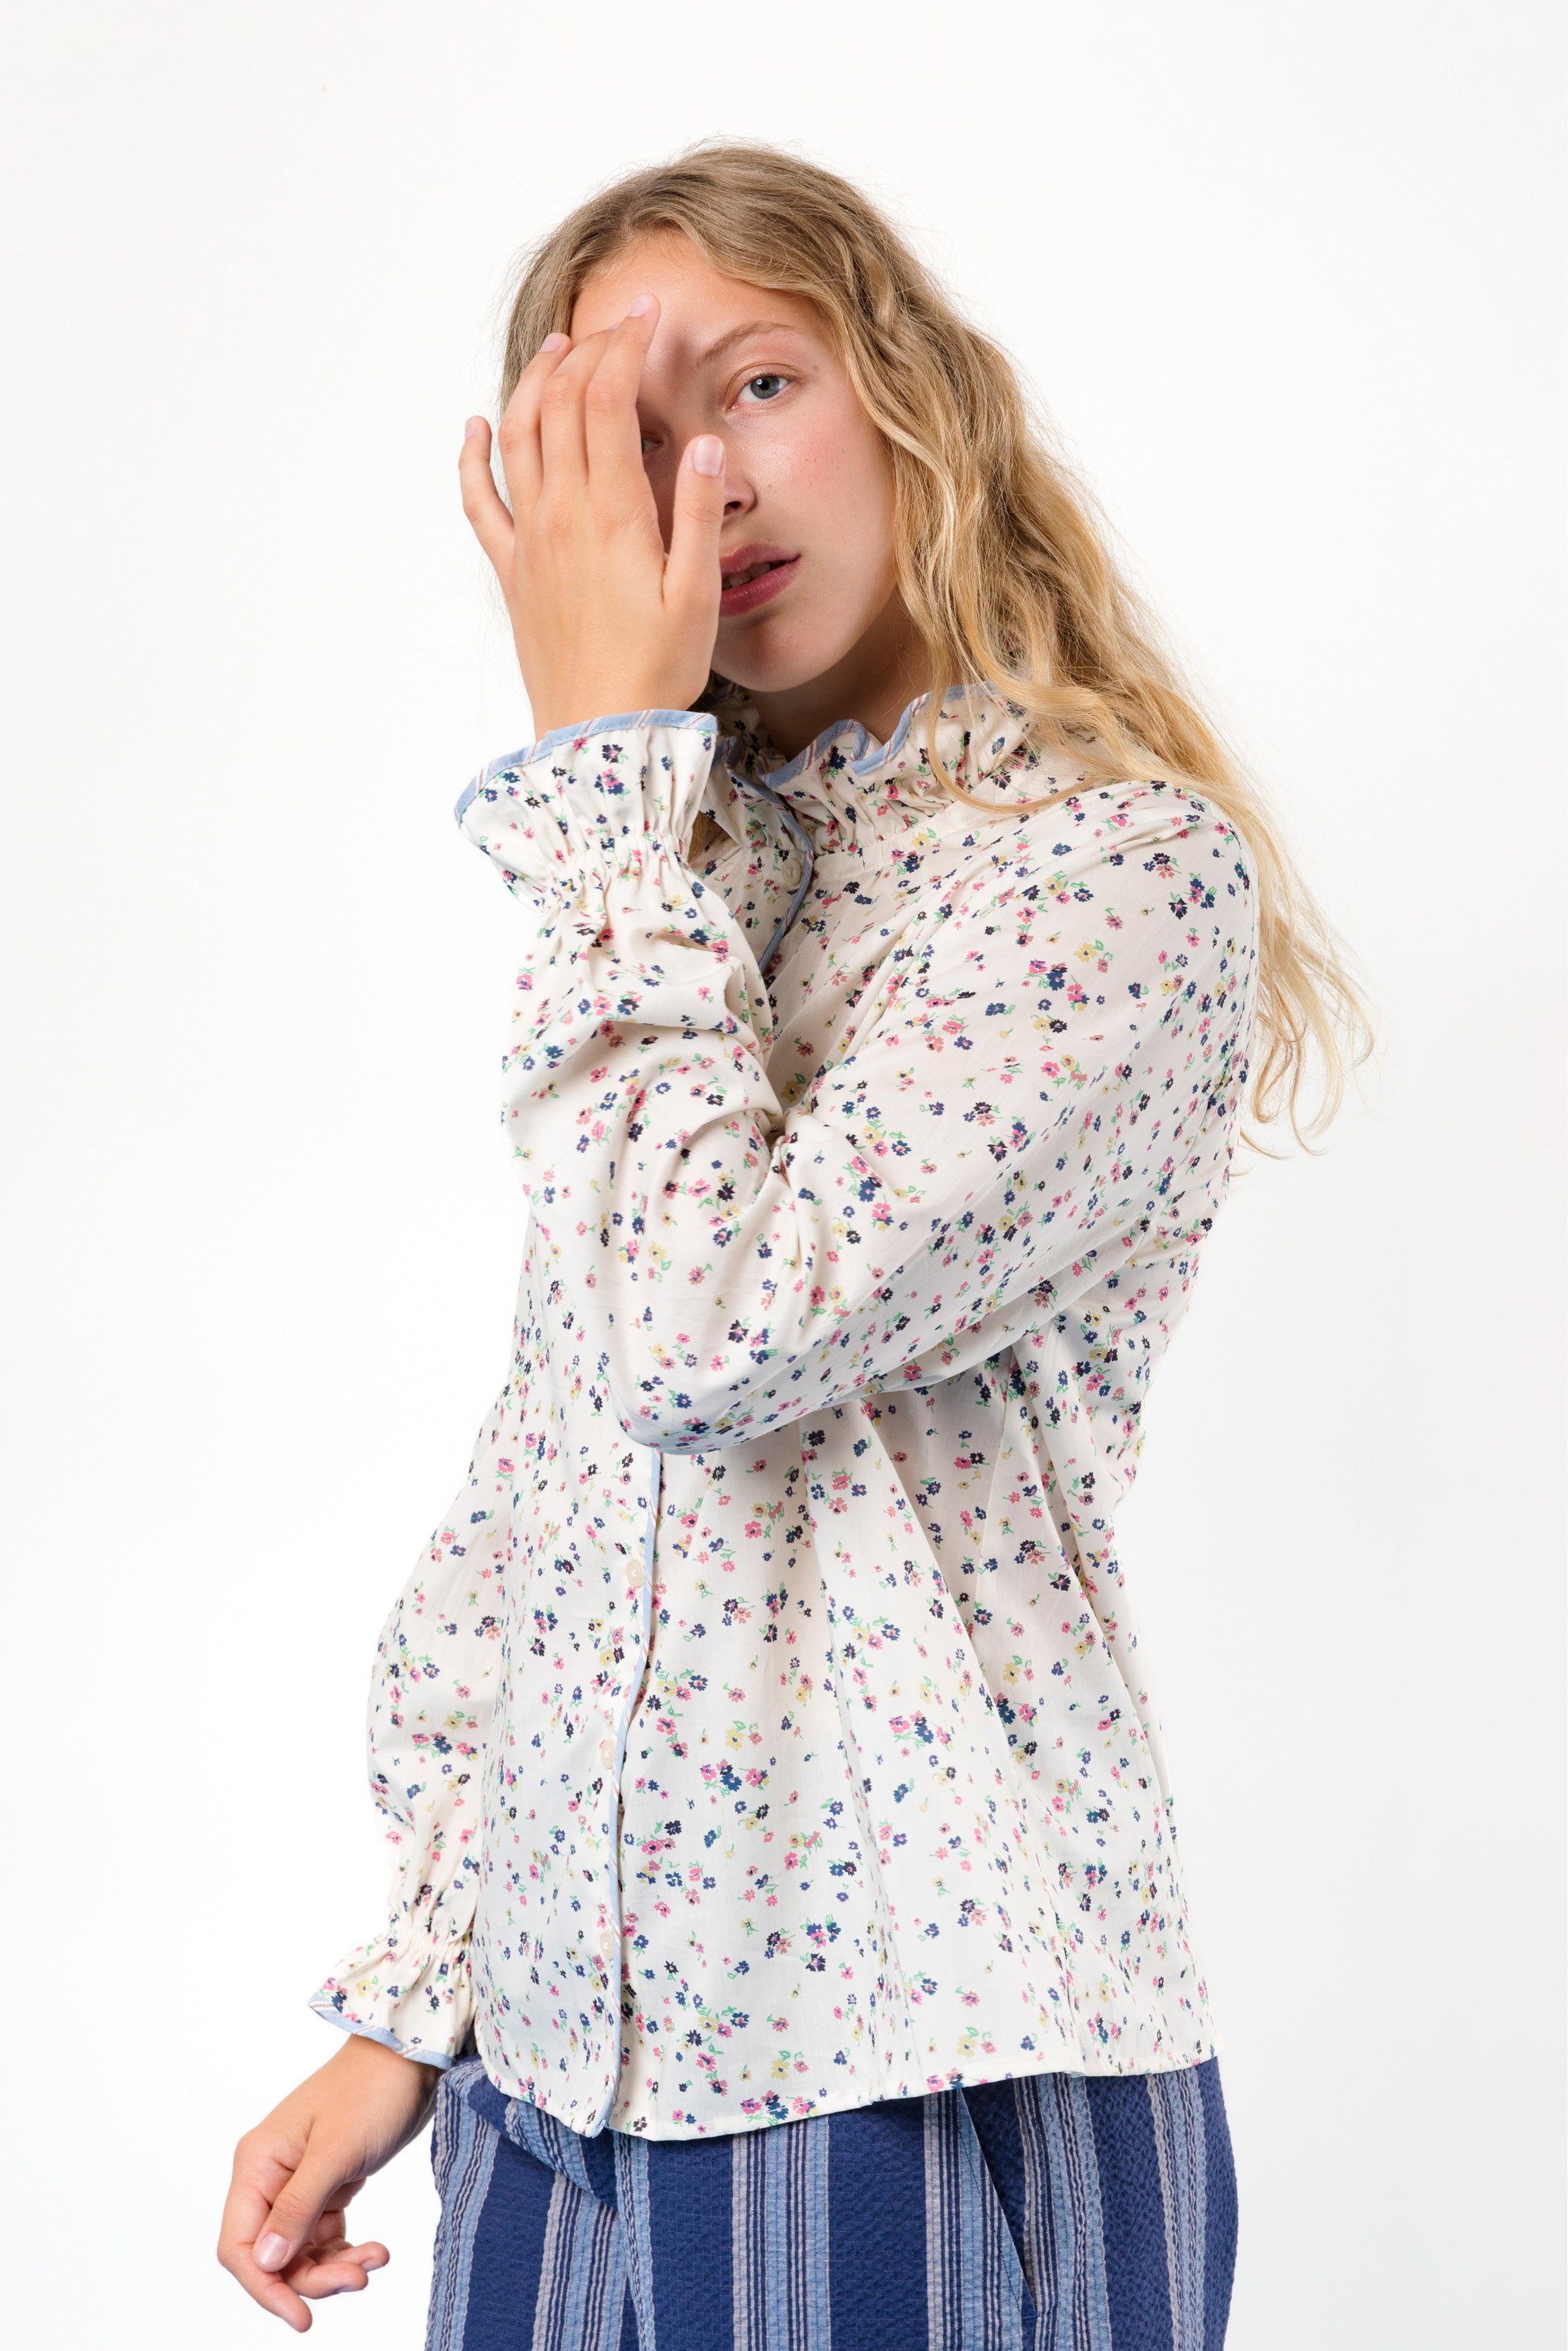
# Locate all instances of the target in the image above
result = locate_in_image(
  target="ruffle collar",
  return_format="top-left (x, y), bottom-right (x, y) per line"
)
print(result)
top-left (714, 684), bottom-right (1059, 830)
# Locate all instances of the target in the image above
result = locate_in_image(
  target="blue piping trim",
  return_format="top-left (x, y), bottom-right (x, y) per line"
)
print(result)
top-left (453, 686), bottom-right (994, 827)
top-left (712, 685), bottom-right (981, 973)
top-left (849, 682), bottom-right (992, 773)
top-left (452, 709), bottom-right (715, 826)
top-left (865, 691), bottom-right (927, 770)
top-left (717, 681), bottom-right (988, 803)
top-left (736, 712), bottom-right (863, 798)
top-left (308, 2001), bottom-right (458, 2070)
top-left (730, 770), bottom-right (816, 975)
top-left (521, 707), bottom-right (715, 763)
top-left (452, 687), bottom-right (989, 952)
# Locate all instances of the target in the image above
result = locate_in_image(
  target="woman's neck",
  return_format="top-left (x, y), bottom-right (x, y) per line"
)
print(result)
top-left (748, 590), bottom-right (929, 761)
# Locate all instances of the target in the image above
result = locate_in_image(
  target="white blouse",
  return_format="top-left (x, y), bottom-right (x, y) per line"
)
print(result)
top-left (310, 688), bottom-right (1258, 2140)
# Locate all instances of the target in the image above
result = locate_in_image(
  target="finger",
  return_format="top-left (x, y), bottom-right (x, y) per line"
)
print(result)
top-left (219, 2235), bottom-right (314, 2333)
top-left (288, 2254), bottom-right (378, 2299)
top-left (287, 2221), bottom-right (389, 2277)
top-left (253, 2151), bottom-right (364, 2279)
top-left (664, 435), bottom-right (728, 621)
top-left (583, 296), bottom-right (660, 502)
top-left (537, 325), bottom-right (616, 497)
top-left (457, 417), bottom-right (515, 576)
top-left (488, 331), bottom-right (573, 512)
top-left (340, 2238), bottom-right (390, 2269)
top-left (280, 2221), bottom-right (390, 2304)
top-left (220, 2156), bottom-right (310, 2322)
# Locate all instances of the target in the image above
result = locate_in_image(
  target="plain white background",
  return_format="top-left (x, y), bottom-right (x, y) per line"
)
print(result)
top-left (3, 2), bottom-right (1562, 2343)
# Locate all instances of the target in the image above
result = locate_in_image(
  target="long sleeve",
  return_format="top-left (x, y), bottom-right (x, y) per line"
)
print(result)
top-left (308, 1376), bottom-right (514, 2064)
top-left (460, 710), bottom-right (1254, 1456)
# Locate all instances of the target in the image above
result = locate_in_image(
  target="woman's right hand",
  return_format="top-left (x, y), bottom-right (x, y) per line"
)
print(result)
top-left (458, 295), bottom-right (728, 741)
top-left (217, 2033), bottom-right (439, 2333)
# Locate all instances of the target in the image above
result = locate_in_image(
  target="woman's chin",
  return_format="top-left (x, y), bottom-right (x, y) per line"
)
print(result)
top-left (713, 638), bottom-right (853, 703)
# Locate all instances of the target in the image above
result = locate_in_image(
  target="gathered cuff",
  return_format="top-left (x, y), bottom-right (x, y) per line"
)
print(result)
top-left (455, 712), bottom-right (720, 898)
top-left (309, 1895), bottom-right (476, 2070)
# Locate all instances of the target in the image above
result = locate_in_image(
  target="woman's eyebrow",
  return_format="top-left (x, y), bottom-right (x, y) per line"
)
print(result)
top-left (693, 319), bottom-right (804, 367)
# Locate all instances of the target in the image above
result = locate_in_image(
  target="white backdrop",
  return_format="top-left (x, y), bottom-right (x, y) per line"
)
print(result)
top-left (3, 3), bottom-right (1562, 2345)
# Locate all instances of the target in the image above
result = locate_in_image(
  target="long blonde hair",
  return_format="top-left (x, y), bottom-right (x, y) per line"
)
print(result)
top-left (494, 140), bottom-right (1370, 1139)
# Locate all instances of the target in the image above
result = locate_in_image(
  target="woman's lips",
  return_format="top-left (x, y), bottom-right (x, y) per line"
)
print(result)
top-left (718, 552), bottom-right (801, 618)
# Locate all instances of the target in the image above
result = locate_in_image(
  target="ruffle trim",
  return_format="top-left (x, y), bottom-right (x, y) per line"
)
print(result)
top-left (308, 1914), bottom-right (475, 2070)
top-left (457, 715), bottom-right (719, 898)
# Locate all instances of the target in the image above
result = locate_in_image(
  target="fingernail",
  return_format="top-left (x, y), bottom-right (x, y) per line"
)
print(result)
top-left (463, 417), bottom-right (481, 440)
top-left (540, 332), bottom-right (569, 352)
top-left (255, 2234), bottom-right (291, 2271)
top-left (626, 293), bottom-right (655, 317)
top-left (692, 436), bottom-right (724, 476)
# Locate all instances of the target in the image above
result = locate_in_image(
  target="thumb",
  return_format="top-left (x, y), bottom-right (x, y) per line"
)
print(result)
top-left (254, 2142), bottom-right (358, 2272)
top-left (664, 435), bottom-right (727, 616)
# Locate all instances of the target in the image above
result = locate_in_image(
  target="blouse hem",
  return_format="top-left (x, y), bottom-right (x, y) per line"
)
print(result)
top-left (468, 2017), bottom-right (1228, 2143)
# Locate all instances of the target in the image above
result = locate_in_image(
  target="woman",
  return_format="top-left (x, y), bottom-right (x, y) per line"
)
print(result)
top-left (219, 142), bottom-right (1361, 2347)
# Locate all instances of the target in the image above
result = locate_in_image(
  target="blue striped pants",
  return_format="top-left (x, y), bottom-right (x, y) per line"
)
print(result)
top-left (426, 2055), bottom-right (1237, 2350)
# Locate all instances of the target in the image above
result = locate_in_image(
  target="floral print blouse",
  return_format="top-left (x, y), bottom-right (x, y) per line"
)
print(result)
top-left (310, 687), bottom-right (1258, 2142)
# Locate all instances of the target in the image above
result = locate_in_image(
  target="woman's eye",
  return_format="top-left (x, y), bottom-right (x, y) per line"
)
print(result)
top-left (736, 373), bottom-right (789, 405)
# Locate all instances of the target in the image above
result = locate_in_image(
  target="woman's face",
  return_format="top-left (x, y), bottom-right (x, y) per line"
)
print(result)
top-left (569, 233), bottom-right (912, 734)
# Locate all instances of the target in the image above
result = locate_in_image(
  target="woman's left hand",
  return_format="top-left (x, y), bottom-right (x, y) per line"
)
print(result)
top-left (218, 2034), bottom-right (438, 2331)
top-left (458, 295), bottom-right (727, 739)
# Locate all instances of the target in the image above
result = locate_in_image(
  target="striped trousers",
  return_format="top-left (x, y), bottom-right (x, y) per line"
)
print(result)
top-left (426, 2055), bottom-right (1237, 2351)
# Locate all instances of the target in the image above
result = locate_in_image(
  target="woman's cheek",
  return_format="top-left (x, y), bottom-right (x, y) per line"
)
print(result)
top-left (822, 430), bottom-right (899, 594)
top-left (777, 407), bottom-right (879, 525)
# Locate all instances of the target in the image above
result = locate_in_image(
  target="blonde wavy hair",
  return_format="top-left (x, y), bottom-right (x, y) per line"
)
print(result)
top-left (494, 140), bottom-right (1370, 1140)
